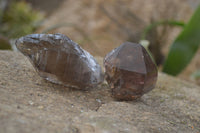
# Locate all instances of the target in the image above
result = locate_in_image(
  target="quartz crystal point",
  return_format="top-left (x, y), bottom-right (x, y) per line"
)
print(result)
top-left (104, 42), bottom-right (158, 100)
top-left (15, 33), bottom-right (103, 89)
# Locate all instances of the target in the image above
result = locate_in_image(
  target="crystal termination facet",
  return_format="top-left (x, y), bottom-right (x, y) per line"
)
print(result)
top-left (104, 42), bottom-right (158, 100)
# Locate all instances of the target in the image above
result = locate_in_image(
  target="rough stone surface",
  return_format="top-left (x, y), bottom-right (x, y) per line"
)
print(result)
top-left (15, 34), bottom-right (103, 89)
top-left (0, 50), bottom-right (200, 133)
top-left (104, 42), bottom-right (157, 100)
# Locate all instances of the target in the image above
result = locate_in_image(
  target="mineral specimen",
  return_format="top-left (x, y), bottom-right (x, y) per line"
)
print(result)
top-left (104, 42), bottom-right (158, 100)
top-left (15, 33), bottom-right (103, 89)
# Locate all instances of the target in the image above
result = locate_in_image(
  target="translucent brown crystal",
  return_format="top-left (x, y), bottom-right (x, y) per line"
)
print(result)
top-left (16, 33), bottom-right (103, 89)
top-left (104, 42), bottom-right (158, 100)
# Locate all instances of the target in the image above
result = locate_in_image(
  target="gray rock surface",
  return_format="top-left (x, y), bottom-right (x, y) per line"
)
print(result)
top-left (0, 50), bottom-right (200, 133)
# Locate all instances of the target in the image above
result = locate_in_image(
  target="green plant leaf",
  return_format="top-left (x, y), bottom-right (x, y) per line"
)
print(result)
top-left (163, 5), bottom-right (200, 75)
top-left (141, 20), bottom-right (185, 40)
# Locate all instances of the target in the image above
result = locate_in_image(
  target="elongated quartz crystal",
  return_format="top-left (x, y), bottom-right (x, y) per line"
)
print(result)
top-left (16, 33), bottom-right (103, 89)
top-left (104, 42), bottom-right (158, 100)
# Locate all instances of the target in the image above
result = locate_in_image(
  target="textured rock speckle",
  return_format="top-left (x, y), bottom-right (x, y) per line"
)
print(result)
top-left (0, 51), bottom-right (200, 133)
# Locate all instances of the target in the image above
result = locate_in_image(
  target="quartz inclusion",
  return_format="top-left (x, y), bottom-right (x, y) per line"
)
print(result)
top-left (104, 42), bottom-right (158, 100)
top-left (15, 33), bottom-right (103, 89)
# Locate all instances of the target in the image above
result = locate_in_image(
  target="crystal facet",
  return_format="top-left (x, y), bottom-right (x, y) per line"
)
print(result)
top-left (104, 42), bottom-right (158, 100)
top-left (16, 33), bottom-right (103, 89)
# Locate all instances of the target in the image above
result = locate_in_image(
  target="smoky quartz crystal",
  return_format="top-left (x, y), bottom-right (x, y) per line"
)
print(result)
top-left (104, 42), bottom-right (158, 100)
top-left (16, 33), bottom-right (103, 89)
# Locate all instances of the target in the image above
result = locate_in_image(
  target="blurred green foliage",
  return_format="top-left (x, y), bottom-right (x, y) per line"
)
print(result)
top-left (163, 5), bottom-right (200, 75)
top-left (142, 5), bottom-right (200, 76)
top-left (0, 36), bottom-right (11, 49)
top-left (191, 70), bottom-right (200, 80)
top-left (0, 1), bottom-right (43, 39)
top-left (141, 20), bottom-right (185, 40)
